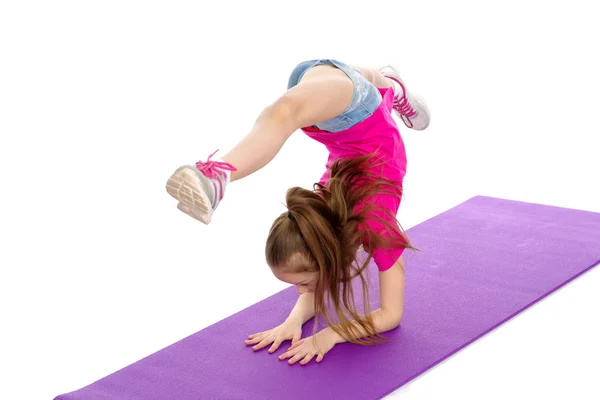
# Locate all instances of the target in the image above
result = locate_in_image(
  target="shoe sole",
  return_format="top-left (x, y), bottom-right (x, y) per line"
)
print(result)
top-left (166, 166), bottom-right (213, 224)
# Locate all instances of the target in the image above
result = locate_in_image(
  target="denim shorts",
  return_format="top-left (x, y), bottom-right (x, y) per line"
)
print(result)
top-left (287, 59), bottom-right (382, 132)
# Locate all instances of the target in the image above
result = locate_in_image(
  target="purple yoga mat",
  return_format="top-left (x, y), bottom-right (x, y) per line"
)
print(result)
top-left (55, 196), bottom-right (600, 400)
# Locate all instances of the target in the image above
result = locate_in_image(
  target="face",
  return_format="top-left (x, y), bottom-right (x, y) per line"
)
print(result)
top-left (271, 268), bottom-right (319, 294)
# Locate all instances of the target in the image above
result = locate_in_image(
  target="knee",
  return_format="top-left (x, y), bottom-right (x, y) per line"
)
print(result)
top-left (352, 65), bottom-right (374, 83)
top-left (256, 94), bottom-right (300, 133)
top-left (265, 95), bottom-right (297, 122)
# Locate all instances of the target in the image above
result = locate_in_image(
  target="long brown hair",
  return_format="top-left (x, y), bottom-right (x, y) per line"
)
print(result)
top-left (265, 153), bottom-right (415, 345)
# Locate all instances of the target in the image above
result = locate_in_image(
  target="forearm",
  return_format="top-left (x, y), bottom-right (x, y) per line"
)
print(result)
top-left (286, 293), bottom-right (315, 325)
top-left (326, 308), bottom-right (402, 344)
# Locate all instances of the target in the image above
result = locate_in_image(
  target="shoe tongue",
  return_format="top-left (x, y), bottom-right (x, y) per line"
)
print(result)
top-left (390, 79), bottom-right (404, 98)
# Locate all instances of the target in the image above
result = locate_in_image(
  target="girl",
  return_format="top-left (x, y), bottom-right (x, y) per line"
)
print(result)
top-left (166, 59), bottom-right (430, 365)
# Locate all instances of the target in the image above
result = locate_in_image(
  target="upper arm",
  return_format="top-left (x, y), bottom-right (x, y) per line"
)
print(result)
top-left (379, 256), bottom-right (405, 324)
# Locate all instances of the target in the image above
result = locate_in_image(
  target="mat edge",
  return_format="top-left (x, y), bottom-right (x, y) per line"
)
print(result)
top-left (376, 257), bottom-right (600, 399)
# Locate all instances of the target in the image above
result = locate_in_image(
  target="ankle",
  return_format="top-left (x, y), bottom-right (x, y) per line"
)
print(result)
top-left (195, 153), bottom-right (236, 185)
top-left (388, 78), bottom-right (404, 98)
top-left (214, 159), bottom-right (232, 184)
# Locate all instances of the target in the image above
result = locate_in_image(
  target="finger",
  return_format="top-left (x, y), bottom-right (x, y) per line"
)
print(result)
top-left (248, 332), bottom-right (268, 341)
top-left (279, 345), bottom-right (299, 361)
top-left (291, 331), bottom-right (301, 345)
top-left (288, 351), bottom-right (307, 365)
top-left (247, 331), bottom-right (266, 339)
top-left (268, 339), bottom-right (283, 354)
top-left (245, 333), bottom-right (267, 345)
top-left (316, 352), bottom-right (324, 363)
top-left (252, 338), bottom-right (273, 351)
top-left (244, 336), bottom-right (262, 345)
top-left (287, 339), bottom-right (303, 351)
top-left (300, 353), bottom-right (315, 365)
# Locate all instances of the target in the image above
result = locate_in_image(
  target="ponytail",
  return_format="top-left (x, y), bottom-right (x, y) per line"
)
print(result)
top-left (265, 154), bottom-right (414, 345)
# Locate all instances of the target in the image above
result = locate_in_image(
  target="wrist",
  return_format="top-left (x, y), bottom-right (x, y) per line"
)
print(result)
top-left (285, 315), bottom-right (304, 326)
top-left (321, 326), bottom-right (345, 345)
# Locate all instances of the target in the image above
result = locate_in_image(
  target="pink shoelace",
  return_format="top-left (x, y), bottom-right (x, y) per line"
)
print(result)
top-left (388, 77), bottom-right (417, 127)
top-left (195, 150), bottom-right (237, 201)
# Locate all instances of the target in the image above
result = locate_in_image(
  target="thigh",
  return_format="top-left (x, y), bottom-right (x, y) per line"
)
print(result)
top-left (287, 59), bottom-right (382, 132)
top-left (280, 63), bottom-right (355, 131)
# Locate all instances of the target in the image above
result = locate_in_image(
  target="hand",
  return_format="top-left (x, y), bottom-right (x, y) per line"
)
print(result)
top-left (278, 329), bottom-right (337, 365)
top-left (245, 318), bottom-right (303, 354)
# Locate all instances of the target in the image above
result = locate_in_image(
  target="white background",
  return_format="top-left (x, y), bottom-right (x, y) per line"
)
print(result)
top-left (1, 0), bottom-right (599, 399)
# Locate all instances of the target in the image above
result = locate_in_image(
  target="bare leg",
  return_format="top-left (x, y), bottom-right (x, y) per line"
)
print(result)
top-left (351, 66), bottom-right (394, 89)
top-left (219, 103), bottom-right (296, 183)
top-left (167, 64), bottom-right (384, 224)
top-left (221, 65), bottom-right (354, 182)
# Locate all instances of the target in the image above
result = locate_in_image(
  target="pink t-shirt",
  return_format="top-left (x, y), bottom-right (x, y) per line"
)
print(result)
top-left (301, 87), bottom-right (407, 271)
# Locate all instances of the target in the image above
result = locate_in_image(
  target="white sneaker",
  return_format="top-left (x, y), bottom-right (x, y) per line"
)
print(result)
top-left (166, 150), bottom-right (236, 224)
top-left (379, 65), bottom-right (430, 130)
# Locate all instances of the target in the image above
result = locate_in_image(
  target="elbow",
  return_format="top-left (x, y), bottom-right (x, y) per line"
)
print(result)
top-left (379, 308), bottom-right (403, 331)
top-left (388, 312), bottom-right (403, 329)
